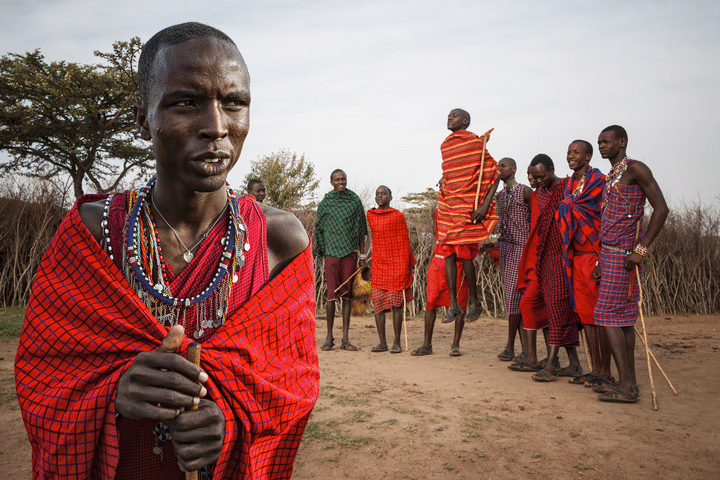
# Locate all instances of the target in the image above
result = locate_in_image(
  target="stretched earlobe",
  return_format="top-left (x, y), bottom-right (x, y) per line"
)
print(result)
top-left (134, 104), bottom-right (152, 141)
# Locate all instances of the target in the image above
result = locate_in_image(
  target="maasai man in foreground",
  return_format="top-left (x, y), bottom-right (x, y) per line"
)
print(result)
top-left (528, 154), bottom-right (583, 382)
top-left (315, 169), bottom-right (367, 351)
top-left (437, 108), bottom-right (500, 323)
top-left (594, 125), bottom-right (668, 403)
top-left (15, 22), bottom-right (319, 479)
top-left (558, 140), bottom-right (613, 387)
top-left (367, 186), bottom-right (416, 353)
top-left (510, 165), bottom-right (550, 372)
top-left (412, 207), bottom-right (469, 357)
top-left (247, 178), bottom-right (266, 203)
top-left (494, 158), bottom-right (531, 362)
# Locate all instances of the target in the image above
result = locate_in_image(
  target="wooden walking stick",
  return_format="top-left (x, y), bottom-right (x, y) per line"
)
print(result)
top-left (403, 294), bottom-right (408, 352)
top-left (580, 329), bottom-right (593, 373)
top-left (634, 327), bottom-right (678, 395)
top-left (186, 342), bottom-right (202, 480)
top-left (473, 132), bottom-right (489, 215)
top-left (635, 267), bottom-right (658, 410)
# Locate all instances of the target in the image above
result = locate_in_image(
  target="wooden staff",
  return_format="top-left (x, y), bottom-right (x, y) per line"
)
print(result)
top-left (627, 220), bottom-right (642, 301)
top-left (403, 294), bottom-right (408, 352)
top-left (580, 329), bottom-right (593, 373)
top-left (333, 248), bottom-right (373, 294)
top-left (186, 342), bottom-right (202, 480)
top-left (635, 268), bottom-right (658, 410)
top-left (633, 327), bottom-right (678, 395)
top-left (473, 132), bottom-right (489, 213)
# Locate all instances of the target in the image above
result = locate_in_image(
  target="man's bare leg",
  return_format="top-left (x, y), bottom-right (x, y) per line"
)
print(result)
top-left (584, 324), bottom-right (603, 376)
top-left (444, 254), bottom-right (461, 314)
top-left (412, 309), bottom-right (436, 355)
top-left (391, 306), bottom-right (403, 352)
top-left (451, 313), bottom-right (465, 354)
top-left (341, 297), bottom-right (352, 346)
top-left (524, 329), bottom-right (539, 365)
top-left (461, 258), bottom-right (480, 321)
top-left (323, 299), bottom-right (336, 348)
top-left (374, 310), bottom-right (387, 349)
top-left (603, 325), bottom-right (636, 394)
top-left (504, 313), bottom-right (523, 355)
top-left (598, 327), bottom-right (612, 380)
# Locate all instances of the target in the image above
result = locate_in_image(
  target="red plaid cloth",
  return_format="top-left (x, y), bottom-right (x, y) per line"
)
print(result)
top-left (371, 287), bottom-right (413, 313)
top-left (15, 196), bottom-right (319, 480)
top-left (517, 190), bottom-right (541, 291)
top-left (535, 181), bottom-right (578, 346)
top-left (595, 175), bottom-right (646, 327)
top-left (437, 129), bottom-right (500, 245)
top-left (557, 167), bottom-right (605, 309)
top-left (366, 207), bottom-right (416, 291)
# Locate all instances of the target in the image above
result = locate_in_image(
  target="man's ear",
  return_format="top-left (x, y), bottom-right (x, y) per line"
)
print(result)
top-left (134, 104), bottom-right (152, 141)
top-left (620, 137), bottom-right (627, 148)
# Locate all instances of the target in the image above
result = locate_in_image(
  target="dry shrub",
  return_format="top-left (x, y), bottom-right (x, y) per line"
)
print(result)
top-left (0, 177), bottom-right (67, 307)
top-left (642, 201), bottom-right (720, 315)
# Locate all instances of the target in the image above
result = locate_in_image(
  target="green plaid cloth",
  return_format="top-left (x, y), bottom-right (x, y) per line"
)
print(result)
top-left (315, 188), bottom-right (367, 258)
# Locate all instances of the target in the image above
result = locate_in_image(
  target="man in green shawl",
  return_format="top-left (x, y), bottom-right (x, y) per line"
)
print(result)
top-left (315, 169), bottom-right (367, 351)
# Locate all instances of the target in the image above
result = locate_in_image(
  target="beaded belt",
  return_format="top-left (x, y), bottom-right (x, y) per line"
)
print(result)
top-left (601, 244), bottom-right (630, 254)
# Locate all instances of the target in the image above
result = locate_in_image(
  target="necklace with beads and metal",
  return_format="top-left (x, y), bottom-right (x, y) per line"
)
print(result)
top-left (122, 176), bottom-right (251, 339)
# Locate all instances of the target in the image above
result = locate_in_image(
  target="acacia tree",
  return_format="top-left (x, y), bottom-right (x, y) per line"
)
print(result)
top-left (243, 150), bottom-right (319, 209)
top-left (0, 38), bottom-right (154, 198)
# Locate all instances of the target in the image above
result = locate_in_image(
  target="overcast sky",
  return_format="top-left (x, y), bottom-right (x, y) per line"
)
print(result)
top-left (2, 0), bottom-right (718, 207)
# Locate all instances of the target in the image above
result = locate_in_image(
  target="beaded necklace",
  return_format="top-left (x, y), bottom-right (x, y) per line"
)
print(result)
top-left (121, 176), bottom-right (251, 339)
top-left (603, 157), bottom-right (628, 208)
top-left (571, 172), bottom-right (586, 197)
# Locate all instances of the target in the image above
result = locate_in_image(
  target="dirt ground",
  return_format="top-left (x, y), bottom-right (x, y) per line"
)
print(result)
top-left (1, 314), bottom-right (718, 479)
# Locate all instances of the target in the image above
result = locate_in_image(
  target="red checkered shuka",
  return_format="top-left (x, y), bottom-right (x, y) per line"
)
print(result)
top-left (15, 195), bottom-right (320, 480)
top-left (517, 189), bottom-right (541, 291)
top-left (436, 129), bottom-right (500, 245)
top-left (366, 207), bottom-right (416, 291)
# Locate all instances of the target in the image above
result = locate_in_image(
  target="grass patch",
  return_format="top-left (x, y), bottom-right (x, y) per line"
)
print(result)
top-left (0, 306), bottom-right (25, 337)
top-left (319, 386), bottom-right (370, 406)
top-left (387, 401), bottom-right (420, 415)
top-left (303, 421), bottom-right (374, 449)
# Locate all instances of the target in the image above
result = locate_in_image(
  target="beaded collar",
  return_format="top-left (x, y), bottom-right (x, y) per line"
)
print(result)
top-left (120, 176), bottom-right (250, 339)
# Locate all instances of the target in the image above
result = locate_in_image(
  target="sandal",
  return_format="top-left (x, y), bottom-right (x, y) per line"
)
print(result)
top-left (598, 389), bottom-right (639, 403)
top-left (585, 376), bottom-right (615, 388)
top-left (508, 361), bottom-right (541, 372)
top-left (442, 307), bottom-right (463, 324)
top-left (497, 348), bottom-right (515, 361)
top-left (531, 370), bottom-right (558, 382)
top-left (569, 373), bottom-right (597, 385)
top-left (339, 341), bottom-right (358, 351)
top-left (465, 306), bottom-right (481, 323)
top-left (557, 365), bottom-right (583, 377)
top-left (320, 340), bottom-right (334, 351)
top-left (449, 346), bottom-right (461, 357)
top-left (513, 351), bottom-right (527, 363)
top-left (389, 344), bottom-right (402, 354)
top-left (411, 345), bottom-right (433, 356)
top-left (371, 343), bottom-right (388, 352)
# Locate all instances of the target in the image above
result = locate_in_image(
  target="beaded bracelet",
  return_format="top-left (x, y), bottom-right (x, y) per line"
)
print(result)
top-left (633, 244), bottom-right (648, 257)
top-left (358, 254), bottom-right (367, 261)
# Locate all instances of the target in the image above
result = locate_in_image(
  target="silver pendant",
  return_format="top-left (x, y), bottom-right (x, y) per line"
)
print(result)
top-left (233, 274), bottom-right (239, 283)
top-left (183, 251), bottom-right (194, 263)
top-left (243, 242), bottom-right (251, 252)
top-left (153, 446), bottom-right (162, 455)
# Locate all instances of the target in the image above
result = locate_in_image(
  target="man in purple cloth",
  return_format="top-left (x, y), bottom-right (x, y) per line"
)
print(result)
top-left (494, 157), bottom-right (531, 362)
top-left (593, 125), bottom-right (668, 403)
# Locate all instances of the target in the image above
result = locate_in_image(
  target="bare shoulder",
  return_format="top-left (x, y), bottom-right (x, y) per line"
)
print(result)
top-left (78, 200), bottom-right (104, 242)
top-left (260, 204), bottom-right (310, 277)
top-left (625, 159), bottom-right (657, 186)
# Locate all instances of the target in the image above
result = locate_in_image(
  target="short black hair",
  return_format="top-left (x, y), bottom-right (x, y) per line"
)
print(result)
top-left (330, 169), bottom-right (346, 180)
top-left (499, 157), bottom-right (516, 168)
top-left (529, 154), bottom-right (554, 170)
top-left (571, 140), bottom-right (593, 157)
top-left (138, 22), bottom-right (241, 105)
top-left (247, 179), bottom-right (264, 191)
top-left (377, 185), bottom-right (392, 196)
top-left (453, 108), bottom-right (471, 126)
top-left (601, 125), bottom-right (628, 142)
